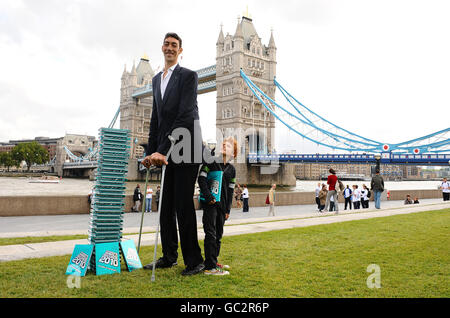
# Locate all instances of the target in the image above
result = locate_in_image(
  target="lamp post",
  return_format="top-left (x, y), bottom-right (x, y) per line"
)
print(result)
top-left (374, 154), bottom-right (381, 173)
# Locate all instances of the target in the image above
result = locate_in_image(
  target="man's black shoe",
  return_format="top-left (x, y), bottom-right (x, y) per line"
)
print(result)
top-left (181, 263), bottom-right (205, 276)
top-left (143, 258), bottom-right (177, 270)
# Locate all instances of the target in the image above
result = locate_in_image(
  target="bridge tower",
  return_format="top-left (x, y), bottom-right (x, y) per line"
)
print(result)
top-left (119, 56), bottom-right (155, 180)
top-left (216, 16), bottom-right (295, 185)
top-left (216, 16), bottom-right (276, 155)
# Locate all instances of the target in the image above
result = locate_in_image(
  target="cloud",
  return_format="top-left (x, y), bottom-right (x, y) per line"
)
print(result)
top-left (0, 0), bottom-right (449, 154)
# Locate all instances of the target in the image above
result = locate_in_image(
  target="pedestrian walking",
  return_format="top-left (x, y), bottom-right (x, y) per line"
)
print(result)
top-left (352, 185), bottom-right (361, 209)
top-left (198, 137), bottom-right (237, 276)
top-left (242, 185), bottom-right (249, 212)
top-left (133, 184), bottom-right (142, 212)
top-left (318, 184), bottom-right (328, 212)
top-left (440, 177), bottom-right (450, 201)
top-left (370, 169), bottom-right (384, 209)
top-left (404, 194), bottom-right (413, 205)
top-left (324, 168), bottom-right (339, 214)
top-left (267, 184), bottom-right (276, 216)
top-left (329, 193), bottom-right (335, 211)
top-left (361, 184), bottom-right (370, 209)
top-left (155, 186), bottom-right (160, 212)
top-left (87, 188), bottom-right (93, 213)
top-left (235, 184), bottom-right (243, 208)
top-left (315, 182), bottom-right (321, 211)
top-left (141, 32), bottom-right (205, 276)
top-left (343, 185), bottom-right (352, 210)
top-left (145, 186), bottom-right (153, 212)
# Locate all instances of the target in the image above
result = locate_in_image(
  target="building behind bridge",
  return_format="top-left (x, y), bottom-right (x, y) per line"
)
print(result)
top-left (294, 162), bottom-right (404, 181)
top-left (0, 134), bottom-right (96, 174)
top-left (0, 136), bottom-right (61, 160)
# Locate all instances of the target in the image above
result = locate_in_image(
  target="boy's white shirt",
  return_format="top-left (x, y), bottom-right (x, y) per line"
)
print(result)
top-left (352, 189), bottom-right (360, 201)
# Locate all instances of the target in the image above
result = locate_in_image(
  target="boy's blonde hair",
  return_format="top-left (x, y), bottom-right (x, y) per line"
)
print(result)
top-left (223, 137), bottom-right (238, 158)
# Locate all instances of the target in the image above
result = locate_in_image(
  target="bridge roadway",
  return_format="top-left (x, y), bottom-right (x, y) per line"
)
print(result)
top-left (249, 153), bottom-right (450, 166)
top-left (61, 152), bottom-right (450, 171)
top-left (132, 64), bottom-right (216, 98)
top-left (0, 198), bottom-right (448, 261)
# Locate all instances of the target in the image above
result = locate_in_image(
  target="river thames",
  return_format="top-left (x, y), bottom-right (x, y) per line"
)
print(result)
top-left (0, 176), bottom-right (443, 196)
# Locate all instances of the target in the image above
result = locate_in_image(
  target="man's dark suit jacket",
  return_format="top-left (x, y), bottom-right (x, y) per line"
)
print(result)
top-left (147, 64), bottom-right (203, 164)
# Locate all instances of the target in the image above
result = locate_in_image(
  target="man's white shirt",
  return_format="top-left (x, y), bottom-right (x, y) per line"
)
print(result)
top-left (160, 63), bottom-right (178, 99)
top-left (442, 181), bottom-right (450, 193)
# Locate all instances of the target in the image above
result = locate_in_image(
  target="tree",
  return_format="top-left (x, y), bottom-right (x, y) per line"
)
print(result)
top-left (0, 151), bottom-right (17, 171)
top-left (11, 142), bottom-right (49, 172)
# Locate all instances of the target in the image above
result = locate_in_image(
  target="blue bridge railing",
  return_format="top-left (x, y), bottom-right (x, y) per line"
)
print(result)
top-left (248, 153), bottom-right (450, 165)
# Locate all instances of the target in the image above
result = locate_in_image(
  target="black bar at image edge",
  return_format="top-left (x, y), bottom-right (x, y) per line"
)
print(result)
top-left (2, 298), bottom-right (447, 315)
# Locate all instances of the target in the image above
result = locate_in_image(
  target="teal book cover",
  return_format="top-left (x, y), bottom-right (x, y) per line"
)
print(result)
top-left (95, 242), bottom-right (121, 275)
top-left (120, 240), bottom-right (142, 272)
top-left (65, 244), bottom-right (94, 277)
top-left (199, 170), bottom-right (223, 202)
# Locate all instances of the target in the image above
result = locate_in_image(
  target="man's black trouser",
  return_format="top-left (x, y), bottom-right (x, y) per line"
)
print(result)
top-left (443, 192), bottom-right (450, 201)
top-left (315, 197), bottom-right (320, 209)
top-left (159, 163), bottom-right (203, 268)
top-left (202, 204), bottom-right (226, 270)
top-left (344, 197), bottom-right (352, 210)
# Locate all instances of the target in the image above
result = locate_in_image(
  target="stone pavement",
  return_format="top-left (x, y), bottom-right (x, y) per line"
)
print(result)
top-left (0, 199), bottom-right (448, 262)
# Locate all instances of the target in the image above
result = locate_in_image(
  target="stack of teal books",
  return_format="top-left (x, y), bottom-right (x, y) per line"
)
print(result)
top-left (88, 128), bottom-right (130, 272)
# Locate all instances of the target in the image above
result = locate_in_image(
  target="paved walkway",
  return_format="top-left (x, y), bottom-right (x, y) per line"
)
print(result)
top-left (0, 199), bottom-right (448, 262)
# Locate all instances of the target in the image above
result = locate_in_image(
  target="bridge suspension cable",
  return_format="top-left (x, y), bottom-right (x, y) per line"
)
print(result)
top-left (240, 69), bottom-right (450, 154)
top-left (62, 106), bottom-right (120, 163)
top-left (108, 106), bottom-right (121, 129)
top-left (241, 70), bottom-right (379, 152)
top-left (274, 78), bottom-right (450, 154)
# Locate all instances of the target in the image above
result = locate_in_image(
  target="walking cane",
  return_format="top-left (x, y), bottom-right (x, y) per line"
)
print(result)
top-left (137, 167), bottom-right (150, 255)
top-left (151, 135), bottom-right (176, 282)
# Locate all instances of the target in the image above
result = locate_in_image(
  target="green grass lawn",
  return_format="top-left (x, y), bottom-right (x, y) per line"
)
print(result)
top-left (0, 209), bottom-right (449, 298)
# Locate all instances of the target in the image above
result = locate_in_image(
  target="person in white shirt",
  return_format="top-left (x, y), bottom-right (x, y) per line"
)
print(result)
top-left (242, 185), bottom-right (249, 212)
top-left (352, 185), bottom-right (361, 209)
top-left (441, 178), bottom-right (450, 201)
top-left (361, 184), bottom-right (370, 209)
top-left (315, 183), bottom-right (321, 211)
top-left (145, 186), bottom-right (153, 212)
top-left (343, 185), bottom-right (352, 210)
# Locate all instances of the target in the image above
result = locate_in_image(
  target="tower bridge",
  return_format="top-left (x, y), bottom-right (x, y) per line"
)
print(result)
top-left (55, 14), bottom-right (449, 184)
top-left (119, 15), bottom-right (284, 184)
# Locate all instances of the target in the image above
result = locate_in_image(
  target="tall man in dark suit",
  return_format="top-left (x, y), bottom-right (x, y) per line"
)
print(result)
top-left (142, 32), bottom-right (204, 276)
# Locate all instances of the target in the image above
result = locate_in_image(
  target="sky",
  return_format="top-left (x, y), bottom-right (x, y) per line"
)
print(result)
top-left (0, 0), bottom-right (449, 153)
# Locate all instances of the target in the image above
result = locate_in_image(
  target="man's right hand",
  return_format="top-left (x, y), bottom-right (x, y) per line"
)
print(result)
top-left (150, 152), bottom-right (168, 167)
top-left (142, 152), bottom-right (169, 168)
